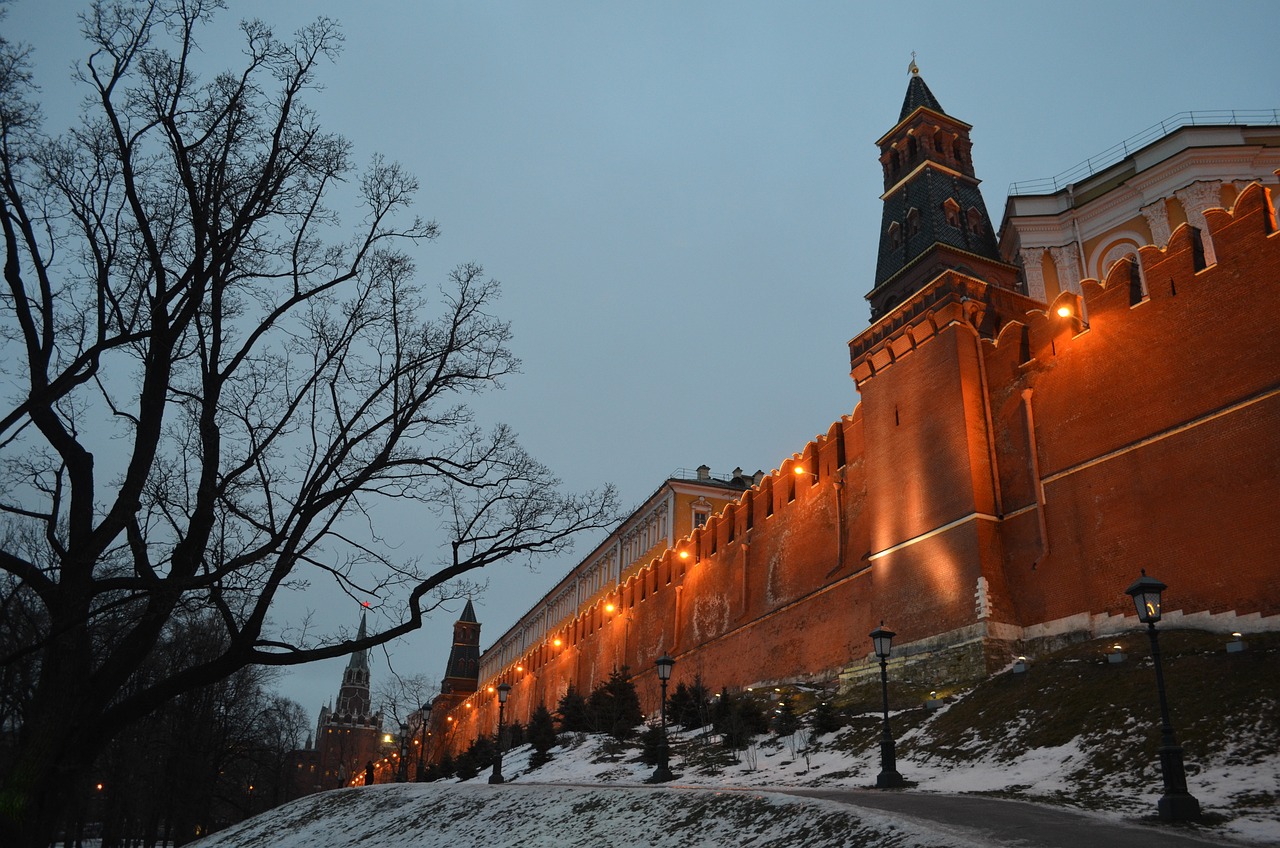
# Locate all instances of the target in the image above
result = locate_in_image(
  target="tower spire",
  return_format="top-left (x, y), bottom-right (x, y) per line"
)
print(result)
top-left (346, 609), bottom-right (369, 672)
top-left (867, 71), bottom-right (1016, 320)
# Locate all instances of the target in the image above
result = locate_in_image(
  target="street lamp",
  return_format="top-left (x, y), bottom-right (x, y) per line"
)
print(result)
top-left (416, 702), bottom-right (432, 781)
top-left (397, 722), bottom-right (410, 782)
top-left (649, 654), bottom-right (676, 783)
top-left (870, 623), bottom-right (905, 789)
top-left (1125, 572), bottom-right (1201, 821)
top-left (488, 683), bottom-right (511, 784)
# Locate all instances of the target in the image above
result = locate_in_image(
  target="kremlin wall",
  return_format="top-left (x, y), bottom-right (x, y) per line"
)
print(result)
top-left (418, 77), bottom-right (1280, 759)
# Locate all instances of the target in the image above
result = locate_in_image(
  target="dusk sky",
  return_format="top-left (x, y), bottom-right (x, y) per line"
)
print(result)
top-left (10, 0), bottom-right (1278, 719)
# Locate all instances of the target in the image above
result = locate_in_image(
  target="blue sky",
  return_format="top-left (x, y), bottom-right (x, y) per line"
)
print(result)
top-left (9, 0), bottom-right (1277, 717)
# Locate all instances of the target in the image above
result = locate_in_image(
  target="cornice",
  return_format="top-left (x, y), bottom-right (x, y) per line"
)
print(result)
top-left (880, 160), bottom-right (976, 201)
top-left (851, 273), bottom-right (1040, 385)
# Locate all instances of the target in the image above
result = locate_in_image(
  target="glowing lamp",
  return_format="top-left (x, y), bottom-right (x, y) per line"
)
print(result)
top-left (1125, 572), bottom-right (1166, 623)
top-left (605, 603), bottom-right (616, 613)
top-left (679, 550), bottom-right (690, 560)
top-left (1057, 305), bottom-right (1072, 318)
top-left (553, 637), bottom-right (562, 647)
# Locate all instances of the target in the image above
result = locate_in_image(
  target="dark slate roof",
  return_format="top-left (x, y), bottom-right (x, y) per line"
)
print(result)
top-left (459, 599), bottom-right (478, 623)
top-left (899, 72), bottom-right (945, 122)
top-left (874, 168), bottom-right (999, 287)
top-left (346, 611), bottom-right (369, 671)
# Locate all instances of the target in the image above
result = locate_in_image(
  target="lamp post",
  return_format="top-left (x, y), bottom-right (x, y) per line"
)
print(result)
top-left (416, 702), bottom-right (432, 781)
top-left (870, 623), bottom-right (905, 789)
top-left (1125, 572), bottom-right (1201, 821)
top-left (397, 722), bottom-right (409, 782)
top-left (649, 653), bottom-right (676, 783)
top-left (488, 683), bottom-right (511, 784)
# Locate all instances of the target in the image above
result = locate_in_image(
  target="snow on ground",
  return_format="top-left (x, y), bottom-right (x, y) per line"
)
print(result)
top-left (194, 718), bottom-right (1280, 848)
top-left (192, 782), bottom-right (987, 848)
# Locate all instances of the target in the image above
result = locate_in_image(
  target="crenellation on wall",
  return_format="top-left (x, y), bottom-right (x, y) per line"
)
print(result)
top-left (430, 113), bottom-right (1279, 762)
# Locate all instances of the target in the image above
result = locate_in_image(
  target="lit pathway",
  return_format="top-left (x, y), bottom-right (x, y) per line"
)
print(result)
top-left (770, 787), bottom-right (1245, 848)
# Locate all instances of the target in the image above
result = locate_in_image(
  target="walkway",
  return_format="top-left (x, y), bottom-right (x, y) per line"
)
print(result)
top-left (775, 787), bottom-right (1245, 848)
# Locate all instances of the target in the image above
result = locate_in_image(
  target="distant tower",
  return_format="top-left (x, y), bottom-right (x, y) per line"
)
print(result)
top-left (868, 62), bottom-right (1017, 320)
top-left (334, 612), bottom-right (372, 716)
top-left (440, 599), bottom-right (481, 696)
top-left (309, 611), bottom-right (383, 791)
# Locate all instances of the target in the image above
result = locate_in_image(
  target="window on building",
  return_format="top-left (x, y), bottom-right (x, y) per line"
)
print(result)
top-left (943, 198), bottom-right (960, 228)
top-left (906, 207), bottom-right (920, 238)
top-left (887, 221), bottom-right (902, 249)
top-left (967, 208), bottom-right (984, 235)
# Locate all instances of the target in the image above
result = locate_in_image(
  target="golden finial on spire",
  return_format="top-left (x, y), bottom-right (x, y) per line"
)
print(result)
top-left (908, 51), bottom-right (919, 76)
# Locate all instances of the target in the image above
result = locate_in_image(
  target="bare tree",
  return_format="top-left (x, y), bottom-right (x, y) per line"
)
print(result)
top-left (0, 2), bottom-right (618, 844)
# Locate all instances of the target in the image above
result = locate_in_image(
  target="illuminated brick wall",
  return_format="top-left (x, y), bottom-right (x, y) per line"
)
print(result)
top-left (437, 184), bottom-right (1280, 757)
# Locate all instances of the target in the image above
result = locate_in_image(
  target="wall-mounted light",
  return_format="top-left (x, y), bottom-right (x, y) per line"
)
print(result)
top-left (1054, 300), bottom-right (1089, 331)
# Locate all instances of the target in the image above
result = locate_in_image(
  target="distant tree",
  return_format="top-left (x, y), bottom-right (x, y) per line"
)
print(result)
top-left (636, 724), bottom-right (660, 766)
top-left (668, 675), bottom-right (713, 729)
top-left (505, 719), bottom-right (525, 750)
top-left (527, 703), bottom-right (557, 768)
top-left (713, 688), bottom-right (769, 750)
top-left (556, 685), bottom-right (591, 733)
top-left (453, 751), bottom-right (479, 782)
top-left (432, 753), bottom-right (456, 781)
top-left (809, 699), bottom-right (843, 737)
top-left (587, 667), bottom-right (643, 740)
top-left (0, 2), bottom-right (619, 844)
top-left (772, 697), bottom-right (800, 738)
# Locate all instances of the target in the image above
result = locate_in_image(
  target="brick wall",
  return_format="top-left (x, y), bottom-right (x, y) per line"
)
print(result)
top-left (436, 184), bottom-right (1280, 756)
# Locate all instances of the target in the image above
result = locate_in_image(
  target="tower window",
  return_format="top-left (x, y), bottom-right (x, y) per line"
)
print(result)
top-left (943, 198), bottom-right (960, 228)
top-left (887, 221), bottom-right (902, 249)
top-left (906, 208), bottom-right (921, 238)
top-left (967, 208), bottom-right (984, 236)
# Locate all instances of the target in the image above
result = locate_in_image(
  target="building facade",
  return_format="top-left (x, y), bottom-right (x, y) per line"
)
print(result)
top-left (433, 72), bottom-right (1280, 754)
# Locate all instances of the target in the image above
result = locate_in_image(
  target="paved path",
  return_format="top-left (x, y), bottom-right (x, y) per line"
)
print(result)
top-left (769, 787), bottom-right (1247, 848)
top-left (527, 781), bottom-right (1263, 847)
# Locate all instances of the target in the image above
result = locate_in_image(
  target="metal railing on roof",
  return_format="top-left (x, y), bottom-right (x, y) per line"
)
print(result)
top-left (1008, 109), bottom-right (1280, 196)
top-left (668, 467), bottom-right (740, 483)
